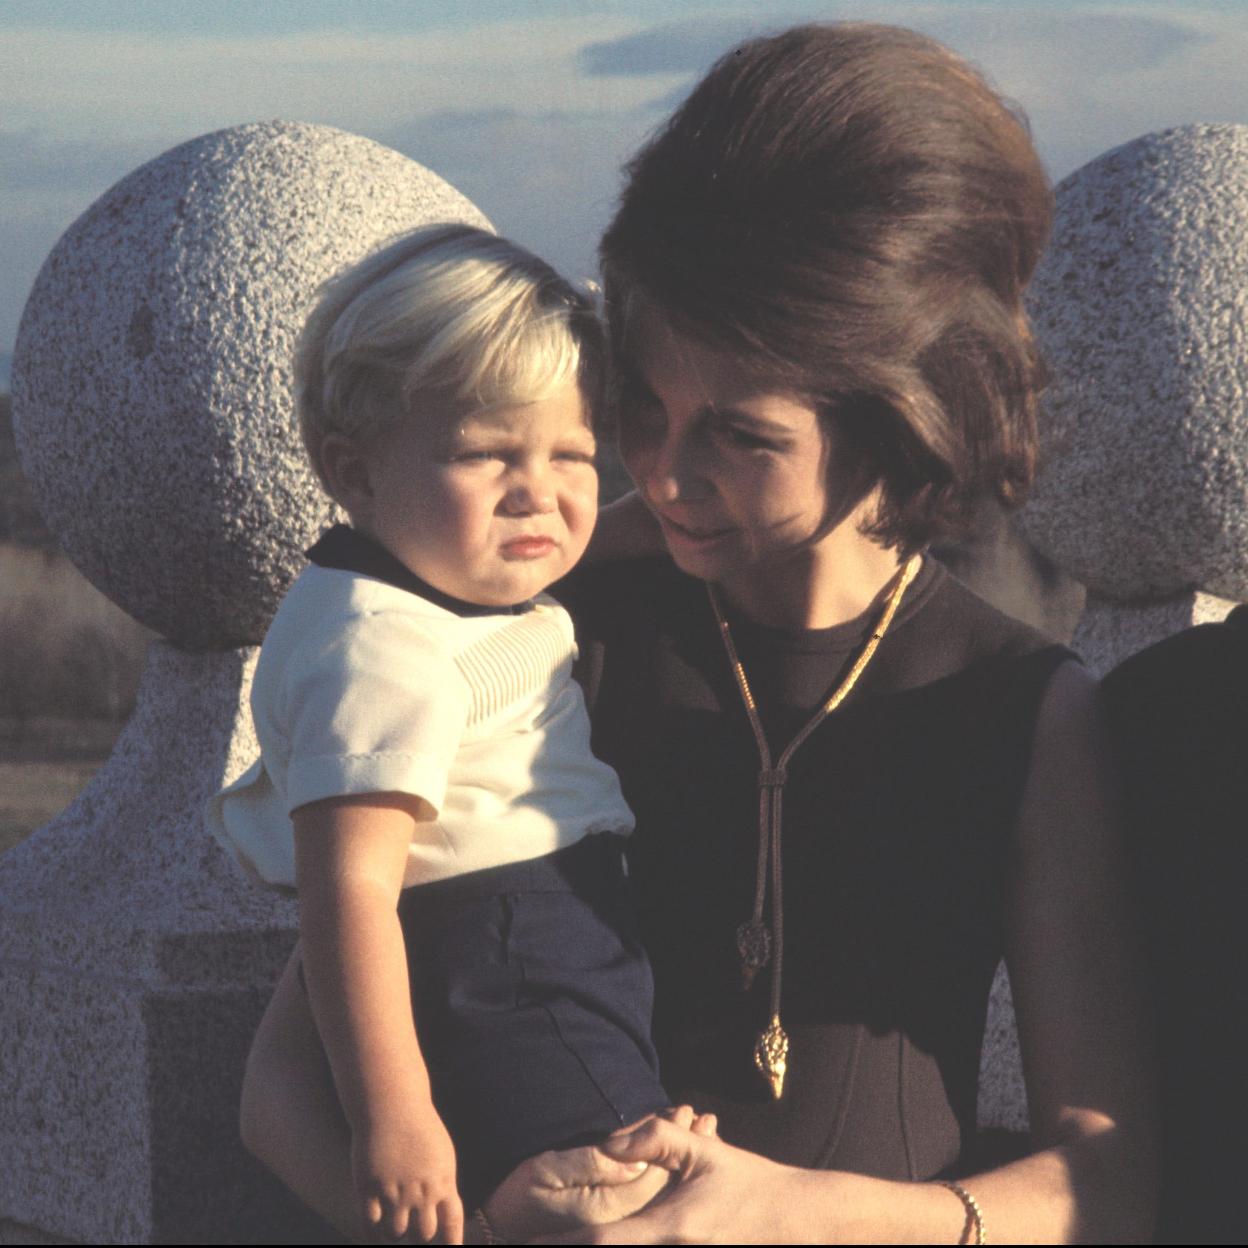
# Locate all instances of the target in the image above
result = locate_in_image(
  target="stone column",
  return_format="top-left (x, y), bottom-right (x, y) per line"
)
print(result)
top-left (978, 124), bottom-right (1248, 1132)
top-left (0, 122), bottom-right (490, 1244)
top-left (1021, 124), bottom-right (1248, 672)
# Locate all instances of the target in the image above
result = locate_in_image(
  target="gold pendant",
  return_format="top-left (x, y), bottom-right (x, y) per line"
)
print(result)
top-left (754, 1014), bottom-right (789, 1099)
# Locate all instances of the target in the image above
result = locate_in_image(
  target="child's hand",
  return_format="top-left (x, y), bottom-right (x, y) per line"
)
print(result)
top-left (352, 1111), bottom-right (463, 1243)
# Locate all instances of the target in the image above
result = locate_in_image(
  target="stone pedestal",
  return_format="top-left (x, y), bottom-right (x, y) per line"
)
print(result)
top-left (1073, 591), bottom-right (1239, 677)
top-left (976, 127), bottom-right (1248, 1138)
top-left (987, 124), bottom-right (1248, 1149)
top-left (0, 645), bottom-right (324, 1242)
top-left (1, 122), bottom-right (490, 1243)
top-left (1020, 125), bottom-right (1248, 608)
top-left (977, 966), bottom-right (1028, 1132)
top-left (0, 1219), bottom-right (74, 1245)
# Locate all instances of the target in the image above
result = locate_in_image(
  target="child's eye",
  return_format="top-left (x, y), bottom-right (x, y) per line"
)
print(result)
top-left (555, 448), bottom-right (596, 464)
top-left (453, 449), bottom-right (496, 463)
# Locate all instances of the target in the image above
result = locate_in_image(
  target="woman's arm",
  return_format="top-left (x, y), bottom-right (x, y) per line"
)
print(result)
top-left (524, 661), bottom-right (1159, 1244)
top-left (293, 793), bottom-right (463, 1243)
top-left (990, 659), bottom-right (1159, 1241)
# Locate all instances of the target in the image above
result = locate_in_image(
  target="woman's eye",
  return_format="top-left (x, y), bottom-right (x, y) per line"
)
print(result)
top-left (618, 380), bottom-right (661, 419)
top-left (622, 397), bottom-right (664, 434)
top-left (718, 425), bottom-right (775, 451)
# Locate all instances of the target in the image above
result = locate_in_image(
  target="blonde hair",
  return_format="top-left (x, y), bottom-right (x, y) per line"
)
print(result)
top-left (295, 223), bottom-right (603, 488)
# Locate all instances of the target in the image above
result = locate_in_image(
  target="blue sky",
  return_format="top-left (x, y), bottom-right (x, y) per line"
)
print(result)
top-left (3, 0), bottom-right (1248, 370)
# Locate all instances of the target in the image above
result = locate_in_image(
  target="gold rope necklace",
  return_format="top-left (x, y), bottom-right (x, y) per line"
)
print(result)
top-left (707, 553), bottom-right (923, 1099)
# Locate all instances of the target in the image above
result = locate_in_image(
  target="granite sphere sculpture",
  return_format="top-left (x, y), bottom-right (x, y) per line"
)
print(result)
top-left (11, 121), bottom-right (491, 650)
top-left (1019, 124), bottom-right (1248, 602)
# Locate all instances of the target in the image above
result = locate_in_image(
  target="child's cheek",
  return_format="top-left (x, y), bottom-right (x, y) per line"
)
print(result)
top-left (570, 467), bottom-right (600, 515)
top-left (568, 481), bottom-right (600, 558)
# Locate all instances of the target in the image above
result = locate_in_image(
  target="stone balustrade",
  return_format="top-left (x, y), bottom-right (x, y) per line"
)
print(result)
top-left (2, 120), bottom-right (1246, 1243)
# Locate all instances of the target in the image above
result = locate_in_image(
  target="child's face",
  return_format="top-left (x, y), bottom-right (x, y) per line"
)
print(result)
top-left (360, 379), bottom-right (599, 606)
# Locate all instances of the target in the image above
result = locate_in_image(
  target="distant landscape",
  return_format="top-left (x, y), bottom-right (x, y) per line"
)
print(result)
top-left (0, 389), bottom-right (150, 853)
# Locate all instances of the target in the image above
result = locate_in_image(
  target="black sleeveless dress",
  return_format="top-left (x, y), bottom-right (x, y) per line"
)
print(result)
top-left (555, 554), bottom-right (1071, 1180)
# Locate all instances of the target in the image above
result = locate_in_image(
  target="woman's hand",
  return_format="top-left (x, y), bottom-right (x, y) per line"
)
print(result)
top-left (353, 1109), bottom-right (463, 1243)
top-left (539, 1117), bottom-right (815, 1244)
top-left (482, 1107), bottom-right (715, 1242)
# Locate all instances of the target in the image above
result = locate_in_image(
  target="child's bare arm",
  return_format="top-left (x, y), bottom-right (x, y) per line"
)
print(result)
top-left (583, 490), bottom-right (664, 564)
top-left (293, 793), bottom-right (463, 1244)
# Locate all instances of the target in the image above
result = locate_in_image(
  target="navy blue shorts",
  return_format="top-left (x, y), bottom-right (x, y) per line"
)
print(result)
top-left (304, 834), bottom-right (669, 1203)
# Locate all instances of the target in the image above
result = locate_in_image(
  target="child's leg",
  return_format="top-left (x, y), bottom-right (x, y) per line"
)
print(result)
top-left (239, 947), bottom-right (358, 1241)
top-left (240, 949), bottom-right (683, 1242)
top-left (400, 839), bottom-right (670, 1203)
top-left (240, 951), bottom-right (718, 1242)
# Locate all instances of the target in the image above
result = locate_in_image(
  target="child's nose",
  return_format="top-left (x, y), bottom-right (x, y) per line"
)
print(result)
top-left (503, 463), bottom-right (556, 515)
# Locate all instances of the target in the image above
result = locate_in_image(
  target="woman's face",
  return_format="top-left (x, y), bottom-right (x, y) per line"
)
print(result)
top-left (616, 310), bottom-right (867, 589)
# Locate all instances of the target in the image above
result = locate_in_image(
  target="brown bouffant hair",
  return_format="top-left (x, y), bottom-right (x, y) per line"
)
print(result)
top-left (599, 22), bottom-right (1053, 552)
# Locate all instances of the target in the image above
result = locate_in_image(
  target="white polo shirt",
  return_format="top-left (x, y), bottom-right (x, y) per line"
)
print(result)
top-left (207, 560), bottom-right (634, 890)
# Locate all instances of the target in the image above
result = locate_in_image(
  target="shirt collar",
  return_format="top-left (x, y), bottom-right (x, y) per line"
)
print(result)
top-left (306, 525), bottom-right (535, 618)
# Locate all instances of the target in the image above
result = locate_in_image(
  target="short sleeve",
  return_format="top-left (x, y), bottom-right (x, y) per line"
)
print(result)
top-left (280, 610), bottom-right (469, 816)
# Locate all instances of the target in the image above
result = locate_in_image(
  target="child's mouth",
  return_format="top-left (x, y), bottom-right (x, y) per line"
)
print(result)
top-left (501, 536), bottom-right (556, 559)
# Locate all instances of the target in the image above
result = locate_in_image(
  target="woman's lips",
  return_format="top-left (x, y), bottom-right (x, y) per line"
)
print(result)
top-left (501, 536), bottom-right (556, 559)
top-left (658, 515), bottom-right (736, 549)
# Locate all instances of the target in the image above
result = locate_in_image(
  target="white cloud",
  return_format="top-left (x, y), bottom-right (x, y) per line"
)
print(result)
top-left (0, 18), bottom-right (676, 142)
top-left (0, 12), bottom-right (682, 344)
top-left (946, 6), bottom-right (1248, 179)
top-left (578, 4), bottom-right (1248, 181)
top-left (0, 128), bottom-right (155, 194)
top-left (578, 15), bottom-right (767, 76)
top-left (384, 105), bottom-right (662, 287)
top-left (578, 4), bottom-right (1206, 78)
top-left (3, 2), bottom-right (1248, 348)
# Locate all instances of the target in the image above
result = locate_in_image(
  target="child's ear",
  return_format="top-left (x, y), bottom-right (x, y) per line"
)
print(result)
top-left (319, 434), bottom-right (374, 517)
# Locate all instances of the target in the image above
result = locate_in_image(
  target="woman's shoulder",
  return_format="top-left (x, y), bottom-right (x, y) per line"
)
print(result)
top-left (550, 554), bottom-right (699, 635)
top-left (905, 555), bottom-right (1074, 676)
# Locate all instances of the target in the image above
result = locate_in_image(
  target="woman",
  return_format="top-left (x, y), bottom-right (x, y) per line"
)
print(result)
top-left (241, 23), bottom-right (1156, 1242)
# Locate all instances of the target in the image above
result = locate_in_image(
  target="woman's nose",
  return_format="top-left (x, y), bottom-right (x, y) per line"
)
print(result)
top-left (644, 434), bottom-right (707, 505)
